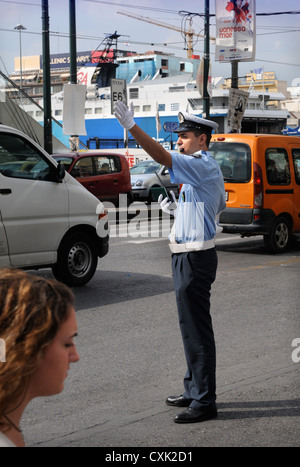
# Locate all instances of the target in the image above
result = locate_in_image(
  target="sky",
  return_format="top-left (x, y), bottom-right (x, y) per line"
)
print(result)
top-left (0, 0), bottom-right (299, 86)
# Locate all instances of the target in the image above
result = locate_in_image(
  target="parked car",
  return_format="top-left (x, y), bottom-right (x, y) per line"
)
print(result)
top-left (52, 151), bottom-right (132, 205)
top-left (130, 160), bottom-right (179, 202)
top-left (0, 125), bottom-right (109, 286)
top-left (210, 133), bottom-right (300, 252)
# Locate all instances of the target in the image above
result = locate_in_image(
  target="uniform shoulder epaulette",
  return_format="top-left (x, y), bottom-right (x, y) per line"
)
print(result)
top-left (192, 150), bottom-right (207, 159)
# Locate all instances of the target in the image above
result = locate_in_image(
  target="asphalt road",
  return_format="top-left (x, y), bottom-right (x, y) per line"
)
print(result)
top-left (23, 209), bottom-right (300, 448)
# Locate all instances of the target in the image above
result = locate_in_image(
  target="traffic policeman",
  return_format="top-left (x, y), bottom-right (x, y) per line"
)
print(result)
top-left (114, 101), bottom-right (226, 423)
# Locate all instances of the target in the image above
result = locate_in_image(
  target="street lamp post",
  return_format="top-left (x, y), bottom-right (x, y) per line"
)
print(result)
top-left (180, 2), bottom-right (211, 118)
top-left (41, 0), bottom-right (52, 154)
top-left (203, 0), bottom-right (210, 118)
top-left (14, 24), bottom-right (27, 98)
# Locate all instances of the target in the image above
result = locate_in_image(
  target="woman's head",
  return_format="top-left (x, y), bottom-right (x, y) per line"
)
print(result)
top-left (0, 269), bottom-right (79, 428)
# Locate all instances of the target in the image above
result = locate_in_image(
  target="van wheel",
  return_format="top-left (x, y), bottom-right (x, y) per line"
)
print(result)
top-left (52, 232), bottom-right (98, 286)
top-left (264, 217), bottom-right (291, 253)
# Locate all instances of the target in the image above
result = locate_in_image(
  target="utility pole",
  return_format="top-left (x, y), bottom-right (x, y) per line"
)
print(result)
top-left (203, 0), bottom-right (210, 118)
top-left (69, 0), bottom-right (79, 149)
top-left (231, 60), bottom-right (239, 89)
top-left (41, 0), bottom-right (52, 153)
top-left (69, 0), bottom-right (77, 85)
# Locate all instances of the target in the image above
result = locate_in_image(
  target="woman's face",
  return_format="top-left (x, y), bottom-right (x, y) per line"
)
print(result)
top-left (28, 307), bottom-right (80, 398)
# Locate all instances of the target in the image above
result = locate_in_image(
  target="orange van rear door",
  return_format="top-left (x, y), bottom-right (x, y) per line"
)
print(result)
top-left (291, 147), bottom-right (300, 231)
top-left (209, 140), bottom-right (253, 209)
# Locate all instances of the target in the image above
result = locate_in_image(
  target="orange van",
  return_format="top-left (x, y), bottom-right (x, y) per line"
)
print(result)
top-left (209, 134), bottom-right (300, 252)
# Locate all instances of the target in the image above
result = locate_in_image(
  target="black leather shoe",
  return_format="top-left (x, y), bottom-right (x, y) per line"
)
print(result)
top-left (166, 395), bottom-right (192, 407)
top-left (174, 406), bottom-right (217, 424)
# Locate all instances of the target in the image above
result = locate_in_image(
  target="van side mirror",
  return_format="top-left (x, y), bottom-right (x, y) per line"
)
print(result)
top-left (55, 161), bottom-right (65, 182)
top-left (70, 167), bottom-right (81, 178)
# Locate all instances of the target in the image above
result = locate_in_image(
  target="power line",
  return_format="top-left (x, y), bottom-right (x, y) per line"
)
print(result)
top-left (256, 10), bottom-right (300, 16)
top-left (0, 0), bottom-right (39, 5)
top-left (84, 1), bottom-right (300, 16)
top-left (82, 0), bottom-right (177, 14)
top-left (258, 29), bottom-right (300, 36)
top-left (3, 0), bottom-right (299, 17)
top-left (1, 27), bottom-right (299, 70)
top-left (179, 9), bottom-right (300, 17)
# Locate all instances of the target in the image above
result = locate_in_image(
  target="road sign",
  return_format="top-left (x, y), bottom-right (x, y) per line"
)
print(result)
top-left (163, 122), bottom-right (178, 133)
top-left (111, 79), bottom-right (127, 114)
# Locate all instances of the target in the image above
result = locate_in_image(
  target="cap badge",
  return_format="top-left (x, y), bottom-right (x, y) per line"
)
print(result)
top-left (178, 112), bottom-right (185, 123)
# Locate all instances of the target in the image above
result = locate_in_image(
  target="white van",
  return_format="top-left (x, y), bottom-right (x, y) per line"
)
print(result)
top-left (0, 125), bottom-right (109, 286)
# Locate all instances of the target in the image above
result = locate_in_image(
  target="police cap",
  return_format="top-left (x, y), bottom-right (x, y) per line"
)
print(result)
top-left (174, 112), bottom-right (218, 134)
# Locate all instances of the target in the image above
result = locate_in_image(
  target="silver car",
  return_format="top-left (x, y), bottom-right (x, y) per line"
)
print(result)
top-left (130, 160), bottom-right (179, 202)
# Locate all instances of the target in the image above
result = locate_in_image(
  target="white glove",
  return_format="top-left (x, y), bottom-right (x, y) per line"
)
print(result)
top-left (158, 190), bottom-right (178, 217)
top-left (113, 101), bottom-right (135, 130)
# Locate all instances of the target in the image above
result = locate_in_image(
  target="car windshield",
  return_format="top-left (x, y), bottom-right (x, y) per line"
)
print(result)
top-left (52, 155), bottom-right (73, 169)
top-left (209, 142), bottom-right (251, 183)
top-left (130, 161), bottom-right (161, 175)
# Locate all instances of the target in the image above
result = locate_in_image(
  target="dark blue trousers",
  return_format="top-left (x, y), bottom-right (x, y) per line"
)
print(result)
top-left (172, 249), bottom-right (218, 409)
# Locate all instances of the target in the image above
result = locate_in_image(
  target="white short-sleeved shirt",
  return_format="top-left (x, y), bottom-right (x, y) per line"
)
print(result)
top-left (169, 150), bottom-right (226, 243)
top-left (0, 432), bottom-right (16, 447)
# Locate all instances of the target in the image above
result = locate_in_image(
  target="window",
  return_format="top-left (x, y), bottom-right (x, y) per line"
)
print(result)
top-left (292, 149), bottom-right (300, 184)
top-left (74, 157), bottom-right (94, 177)
top-left (143, 105), bottom-right (151, 112)
top-left (265, 148), bottom-right (291, 185)
top-left (188, 98), bottom-right (201, 110)
top-left (0, 133), bottom-right (54, 181)
top-left (94, 156), bottom-right (121, 175)
top-left (33, 86), bottom-right (43, 95)
top-left (169, 86), bottom-right (185, 93)
top-left (52, 85), bottom-right (62, 94)
top-left (73, 155), bottom-right (121, 178)
top-left (209, 142), bottom-right (251, 183)
top-left (171, 103), bottom-right (179, 111)
top-left (129, 88), bottom-right (139, 99)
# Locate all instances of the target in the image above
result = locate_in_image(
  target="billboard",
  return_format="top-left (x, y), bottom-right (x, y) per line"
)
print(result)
top-left (215, 0), bottom-right (256, 62)
top-left (41, 51), bottom-right (91, 70)
top-left (42, 50), bottom-right (134, 70)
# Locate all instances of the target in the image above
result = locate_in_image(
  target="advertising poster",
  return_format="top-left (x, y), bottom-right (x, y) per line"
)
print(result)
top-left (215, 0), bottom-right (256, 62)
top-left (227, 87), bottom-right (249, 131)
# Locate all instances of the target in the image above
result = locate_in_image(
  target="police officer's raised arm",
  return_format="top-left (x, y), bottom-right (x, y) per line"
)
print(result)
top-left (114, 101), bottom-right (172, 169)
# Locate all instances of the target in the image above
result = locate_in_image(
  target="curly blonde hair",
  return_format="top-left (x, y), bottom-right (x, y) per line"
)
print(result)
top-left (0, 269), bottom-right (74, 431)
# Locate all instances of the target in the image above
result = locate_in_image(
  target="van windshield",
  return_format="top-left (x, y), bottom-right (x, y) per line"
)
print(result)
top-left (210, 142), bottom-right (251, 183)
